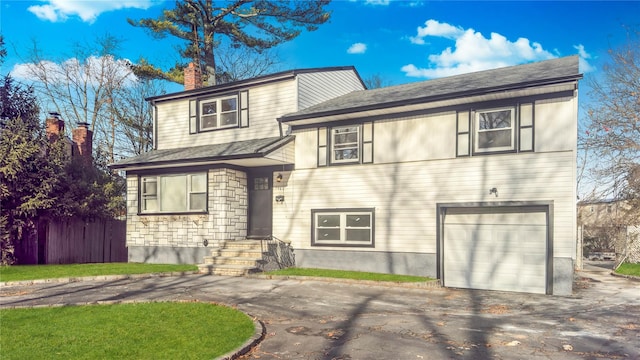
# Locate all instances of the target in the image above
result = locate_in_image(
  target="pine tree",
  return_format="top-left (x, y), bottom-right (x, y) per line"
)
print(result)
top-left (128, 0), bottom-right (331, 85)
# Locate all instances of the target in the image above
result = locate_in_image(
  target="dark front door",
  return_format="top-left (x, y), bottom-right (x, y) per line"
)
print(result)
top-left (248, 171), bottom-right (273, 238)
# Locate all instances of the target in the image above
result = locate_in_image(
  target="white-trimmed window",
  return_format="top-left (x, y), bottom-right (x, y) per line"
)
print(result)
top-left (474, 107), bottom-right (515, 153)
top-left (312, 209), bottom-right (374, 247)
top-left (318, 123), bottom-right (373, 166)
top-left (200, 95), bottom-right (238, 130)
top-left (140, 173), bottom-right (207, 213)
top-left (331, 126), bottom-right (360, 163)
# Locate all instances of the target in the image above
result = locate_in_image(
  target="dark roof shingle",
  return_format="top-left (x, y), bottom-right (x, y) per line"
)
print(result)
top-left (280, 56), bottom-right (581, 122)
top-left (110, 136), bottom-right (292, 169)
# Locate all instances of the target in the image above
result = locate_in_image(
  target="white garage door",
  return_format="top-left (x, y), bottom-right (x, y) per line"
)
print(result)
top-left (443, 207), bottom-right (548, 294)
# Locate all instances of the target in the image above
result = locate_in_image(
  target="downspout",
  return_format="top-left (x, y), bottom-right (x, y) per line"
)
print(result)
top-left (151, 99), bottom-right (158, 150)
top-left (277, 117), bottom-right (283, 138)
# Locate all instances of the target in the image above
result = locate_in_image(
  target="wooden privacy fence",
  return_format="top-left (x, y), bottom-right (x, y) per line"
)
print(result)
top-left (18, 218), bottom-right (127, 265)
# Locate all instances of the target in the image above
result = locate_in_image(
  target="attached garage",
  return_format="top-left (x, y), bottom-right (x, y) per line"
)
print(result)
top-left (439, 203), bottom-right (552, 294)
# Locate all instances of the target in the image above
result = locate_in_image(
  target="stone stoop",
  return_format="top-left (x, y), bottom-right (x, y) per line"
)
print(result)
top-left (198, 240), bottom-right (264, 276)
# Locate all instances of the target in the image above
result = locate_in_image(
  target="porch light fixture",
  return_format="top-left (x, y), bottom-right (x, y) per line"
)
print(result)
top-left (489, 187), bottom-right (499, 197)
top-left (276, 173), bottom-right (283, 182)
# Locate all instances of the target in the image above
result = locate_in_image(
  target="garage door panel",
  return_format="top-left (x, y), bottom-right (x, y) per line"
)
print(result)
top-left (443, 207), bottom-right (548, 294)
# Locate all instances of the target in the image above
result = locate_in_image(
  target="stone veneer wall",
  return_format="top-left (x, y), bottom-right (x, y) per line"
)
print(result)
top-left (126, 168), bottom-right (248, 251)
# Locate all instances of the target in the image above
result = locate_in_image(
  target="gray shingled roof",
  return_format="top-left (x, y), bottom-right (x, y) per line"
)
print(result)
top-left (147, 66), bottom-right (364, 103)
top-left (280, 56), bottom-right (581, 122)
top-left (110, 136), bottom-right (292, 169)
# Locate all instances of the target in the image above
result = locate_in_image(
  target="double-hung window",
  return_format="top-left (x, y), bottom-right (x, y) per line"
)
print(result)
top-left (140, 173), bottom-right (207, 214)
top-left (199, 95), bottom-right (238, 130)
top-left (332, 126), bottom-right (360, 163)
top-left (457, 103), bottom-right (534, 157)
top-left (318, 123), bottom-right (373, 166)
top-left (312, 209), bottom-right (374, 247)
top-left (189, 91), bottom-right (248, 134)
top-left (474, 107), bottom-right (515, 153)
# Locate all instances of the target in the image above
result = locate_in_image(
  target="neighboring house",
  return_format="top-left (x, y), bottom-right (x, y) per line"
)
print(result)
top-left (112, 56), bottom-right (582, 295)
top-left (578, 199), bottom-right (640, 262)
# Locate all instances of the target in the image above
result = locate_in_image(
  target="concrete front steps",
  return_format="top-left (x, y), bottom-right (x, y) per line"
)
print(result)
top-left (198, 240), bottom-right (264, 276)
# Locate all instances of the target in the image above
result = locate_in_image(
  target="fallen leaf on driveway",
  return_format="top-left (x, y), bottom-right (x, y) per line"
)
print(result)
top-left (505, 340), bottom-right (521, 346)
top-left (562, 344), bottom-right (573, 351)
top-left (482, 305), bottom-right (509, 314)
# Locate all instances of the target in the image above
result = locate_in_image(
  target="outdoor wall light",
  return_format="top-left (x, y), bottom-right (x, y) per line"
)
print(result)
top-left (275, 195), bottom-right (285, 202)
top-left (489, 187), bottom-right (499, 197)
top-left (276, 173), bottom-right (283, 182)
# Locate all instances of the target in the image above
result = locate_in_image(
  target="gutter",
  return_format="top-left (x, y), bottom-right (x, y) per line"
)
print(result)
top-left (280, 74), bottom-right (583, 124)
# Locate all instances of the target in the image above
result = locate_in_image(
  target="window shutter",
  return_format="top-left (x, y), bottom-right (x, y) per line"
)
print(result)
top-left (362, 122), bottom-right (373, 164)
top-left (519, 103), bottom-right (534, 152)
top-left (456, 110), bottom-right (470, 157)
top-left (240, 90), bottom-right (249, 128)
top-left (318, 127), bottom-right (327, 167)
top-left (189, 99), bottom-right (197, 134)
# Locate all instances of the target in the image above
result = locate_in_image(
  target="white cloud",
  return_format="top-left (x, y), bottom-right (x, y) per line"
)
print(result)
top-left (347, 43), bottom-right (367, 54)
top-left (410, 19), bottom-right (464, 44)
top-left (28, 0), bottom-right (160, 23)
top-left (11, 56), bottom-right (137, 87)
top-left (403, 19), bottom-right (558, 79)
top-left (574, 44), bottom-right (595, 72)
top-left (365, 0), bottom-right (391, 5)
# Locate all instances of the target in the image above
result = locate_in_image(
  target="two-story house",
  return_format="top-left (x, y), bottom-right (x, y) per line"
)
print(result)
top-left (112, 56), bottom-right (582, 295)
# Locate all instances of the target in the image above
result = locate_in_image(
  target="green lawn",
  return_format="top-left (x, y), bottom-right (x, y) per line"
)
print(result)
top-left (0, 263), bottom-right (198, 282)
top-left (0, 302), bottom-right (254, 360)
top-left (615, 262), bottom-right (640, 277)
top-left (264, 267), bottom-right (433, 282)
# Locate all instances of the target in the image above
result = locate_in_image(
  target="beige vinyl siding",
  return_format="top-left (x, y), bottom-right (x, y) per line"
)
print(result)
top-left (155, 100), bottom-right (189, 150)
top-left (297, 70), bottom-right (365, 110)
top-left (272, 151), bottom-right (575, 258)
top-left (293, 112), bottom-right (458, 169)
top-left (374, 112), bottom-right (457, 163)
top-left (156, 80), bottom-right (297, 150)
top-left (293, 95), bottom-right (578, 169)
top-left (292, 128), bottom-right (319, 169)
top-left (264, 140), bottom-right (295, 164)
top-left (535, 96), bottom-right (578, 152)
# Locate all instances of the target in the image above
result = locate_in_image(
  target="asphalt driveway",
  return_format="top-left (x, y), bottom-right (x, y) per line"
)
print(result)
top-left (1, 265), bottom-right (638, 360)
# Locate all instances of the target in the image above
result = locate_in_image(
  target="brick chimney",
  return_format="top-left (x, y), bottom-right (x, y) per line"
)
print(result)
top-left (184, 62), bottom-right (202, 91)
top-left (45, 112), bottom-right (65, 142)
top-left (72, 122), bottom-right (93, 164)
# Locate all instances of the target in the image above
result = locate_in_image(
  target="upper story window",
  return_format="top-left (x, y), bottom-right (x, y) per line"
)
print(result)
top-left (140, 173), bottom-right (207, 214)
top-left (457, 104), bottom-right (533, 157)
top-left (189, 90), bottom-right (249, 134)
top-left (474, 107), bottom-right (515, 153)
top-left (200, 96), bottom-right (238, 130)
top-left (332, 126), bottom-right (360, 163)
top-left (318, 122), bottom-right (373, 167)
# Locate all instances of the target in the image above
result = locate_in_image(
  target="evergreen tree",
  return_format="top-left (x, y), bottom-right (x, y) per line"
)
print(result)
top-left (128, 0), bottom-right (331, 85)
top-left (0, 76), bottom-right (65, 264)
top-left (0, 35), bottom-right (125, 264)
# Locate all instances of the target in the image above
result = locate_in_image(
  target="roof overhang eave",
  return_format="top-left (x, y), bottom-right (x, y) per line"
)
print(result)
top-left (110, 154), bottom-right (291, 172)
top-left (280, 78), bottom-right (581, 126)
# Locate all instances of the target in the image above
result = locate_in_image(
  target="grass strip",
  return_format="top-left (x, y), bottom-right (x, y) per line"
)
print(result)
top-left (0, 302), bottom-right (254, 360)
top-left (264, 267), bottom-right (433, 282)
top-left (615, 262), bottom-right (640, 277)
top-left (0, 263), bottom-right (198, 282)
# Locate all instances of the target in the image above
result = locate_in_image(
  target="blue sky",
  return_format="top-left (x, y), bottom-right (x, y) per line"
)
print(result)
top-left (2, 0), bottom-right (638, 90)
